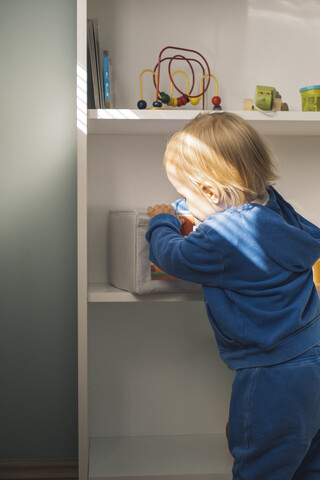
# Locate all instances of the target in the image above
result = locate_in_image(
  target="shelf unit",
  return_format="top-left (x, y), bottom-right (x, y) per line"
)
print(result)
top-left (77, 1), bottom-right (320, 480)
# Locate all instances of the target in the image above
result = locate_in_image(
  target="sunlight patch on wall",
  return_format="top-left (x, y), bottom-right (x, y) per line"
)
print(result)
top-left (77, 63), bottom-right (87, 135)
top-left (248, 0), bottom-right (320, 29)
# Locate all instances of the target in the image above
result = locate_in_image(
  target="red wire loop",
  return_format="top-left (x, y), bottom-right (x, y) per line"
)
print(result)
top-left (168, 55), bottom-right (205, 97)
top-left (155, 46), bottom-right (211, 109)
top-left (153, 55), bottom-right (196, 95)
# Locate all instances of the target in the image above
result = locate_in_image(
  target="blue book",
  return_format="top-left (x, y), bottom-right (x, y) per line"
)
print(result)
top-left (103, 50), bottom-right (111, 108)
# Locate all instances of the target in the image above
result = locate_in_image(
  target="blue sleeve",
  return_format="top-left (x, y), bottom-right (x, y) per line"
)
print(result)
top-left (145, 213), bottom-right (224, 286)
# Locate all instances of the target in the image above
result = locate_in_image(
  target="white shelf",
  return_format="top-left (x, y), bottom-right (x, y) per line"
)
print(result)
top-left (89, 434), bottom-right (233, 480)
top-left (88, 283), bottom-right (204, 303)
top-left (88, 110), bottom-right (320, 136)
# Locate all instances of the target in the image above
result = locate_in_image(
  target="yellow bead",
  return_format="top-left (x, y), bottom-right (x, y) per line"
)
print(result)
top-left (167, 97), bottom-right (174, 106)
top-left (189, 97), bottom-right (201, 105)
top-left (172, 97), bottom-right (178, 107)
top-left (189, 96), bottom-right (200, 105)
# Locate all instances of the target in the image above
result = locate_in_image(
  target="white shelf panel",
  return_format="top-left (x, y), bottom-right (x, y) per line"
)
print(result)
top-left (89, 434), bottom-right (233, 480)
top-left (88, 283), bottom-right (204, 303)
top-left (88, 110), bottom-right (320, 136)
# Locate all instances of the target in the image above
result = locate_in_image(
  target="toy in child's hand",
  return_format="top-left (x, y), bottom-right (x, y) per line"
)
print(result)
top-left (147, 204), bottom-right (175, 218)
top-left (138, 46), bottom-right (221, 110)
top-left (149, 210), bottom-right (195, 281)
top-left (243, 85), bottom-right (289, 112)
top-left (313, 258), bottom-right (320, 291)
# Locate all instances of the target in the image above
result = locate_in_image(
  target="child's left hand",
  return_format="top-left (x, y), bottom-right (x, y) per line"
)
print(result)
top-left (147, 204), bottom-right (175, 218)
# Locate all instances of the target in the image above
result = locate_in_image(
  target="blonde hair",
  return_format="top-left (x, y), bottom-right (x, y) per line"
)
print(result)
top-left (163, 112), bottom-right (279, 207)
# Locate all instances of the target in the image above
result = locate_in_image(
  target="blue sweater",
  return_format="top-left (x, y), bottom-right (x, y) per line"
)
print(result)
top-left (146, 187), bottom-right (320, 369)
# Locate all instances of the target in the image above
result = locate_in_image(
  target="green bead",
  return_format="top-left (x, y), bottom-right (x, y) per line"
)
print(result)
top-left (159, 91), bottom-right (170, 104)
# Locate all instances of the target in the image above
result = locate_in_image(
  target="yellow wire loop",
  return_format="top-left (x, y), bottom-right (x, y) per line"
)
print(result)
top-left (139, 69), bottom-right (158, 100)
top-left (170, 70), bottom-right (190, 97)
top-left (200, 74), bottom-right (218, 96)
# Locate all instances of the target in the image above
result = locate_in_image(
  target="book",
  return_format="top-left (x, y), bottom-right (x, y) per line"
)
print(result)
top-left (87, 19), bottom-right (104, 108)
top-left (103, 50), bottom-right (113, 108)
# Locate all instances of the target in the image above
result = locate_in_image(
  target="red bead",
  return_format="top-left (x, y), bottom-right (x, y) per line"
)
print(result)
top-left (180, 96), bottom-right (187, 106)
top-left (212, 96), bottom-right (221, 106)
top-left (177, 96), bottom-right (183, 107)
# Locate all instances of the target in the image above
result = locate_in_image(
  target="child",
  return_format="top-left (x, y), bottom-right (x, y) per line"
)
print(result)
top-left (146, 112), bottom-right (320, 480)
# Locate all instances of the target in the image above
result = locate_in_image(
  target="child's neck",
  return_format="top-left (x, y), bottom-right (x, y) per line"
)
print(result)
top-left (251, 191), bottom-right (269, 206)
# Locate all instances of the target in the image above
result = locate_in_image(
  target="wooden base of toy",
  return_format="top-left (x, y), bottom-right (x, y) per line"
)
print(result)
top-left (243, 98), bottom-right (254, 111)
top-left (243, 98), bottom-right (289, 111)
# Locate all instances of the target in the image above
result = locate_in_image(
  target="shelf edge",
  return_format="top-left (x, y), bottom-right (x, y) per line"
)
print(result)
top-left (87, 110), bottom-right (320, 135)
top-left (88, 284), bottom-right (204, 302)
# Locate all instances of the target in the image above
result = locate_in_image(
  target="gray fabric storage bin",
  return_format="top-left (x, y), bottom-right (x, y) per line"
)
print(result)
top-left (108, 210), bottom-right (202, 295)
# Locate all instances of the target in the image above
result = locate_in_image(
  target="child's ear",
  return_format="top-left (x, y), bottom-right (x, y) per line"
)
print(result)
top-left (200, 184), bottom-right (221, 205)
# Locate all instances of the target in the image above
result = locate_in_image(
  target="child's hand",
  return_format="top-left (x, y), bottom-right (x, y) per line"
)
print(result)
top-left (147, 204), bottom-right (175, 218)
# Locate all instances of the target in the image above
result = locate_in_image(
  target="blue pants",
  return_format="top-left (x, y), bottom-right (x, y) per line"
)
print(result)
top-left (228, 344), bottom-right (320, 479)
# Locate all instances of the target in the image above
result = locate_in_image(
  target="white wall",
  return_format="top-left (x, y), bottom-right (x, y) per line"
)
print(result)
top-left (88, 0), bottom-right (320, 111)
top-left (86, 134), bottom-right (320, 438)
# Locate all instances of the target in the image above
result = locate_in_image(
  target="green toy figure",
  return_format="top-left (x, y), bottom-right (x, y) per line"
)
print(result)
top-left (243, 85), bottom-right (289, 111)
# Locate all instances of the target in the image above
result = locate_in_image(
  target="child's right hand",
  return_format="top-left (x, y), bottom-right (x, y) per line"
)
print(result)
top-left (147, 204), bottom-right (175, 218)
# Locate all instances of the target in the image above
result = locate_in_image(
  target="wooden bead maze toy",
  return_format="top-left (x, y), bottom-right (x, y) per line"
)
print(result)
top-left (137, 46), bottom-right (221, 110)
